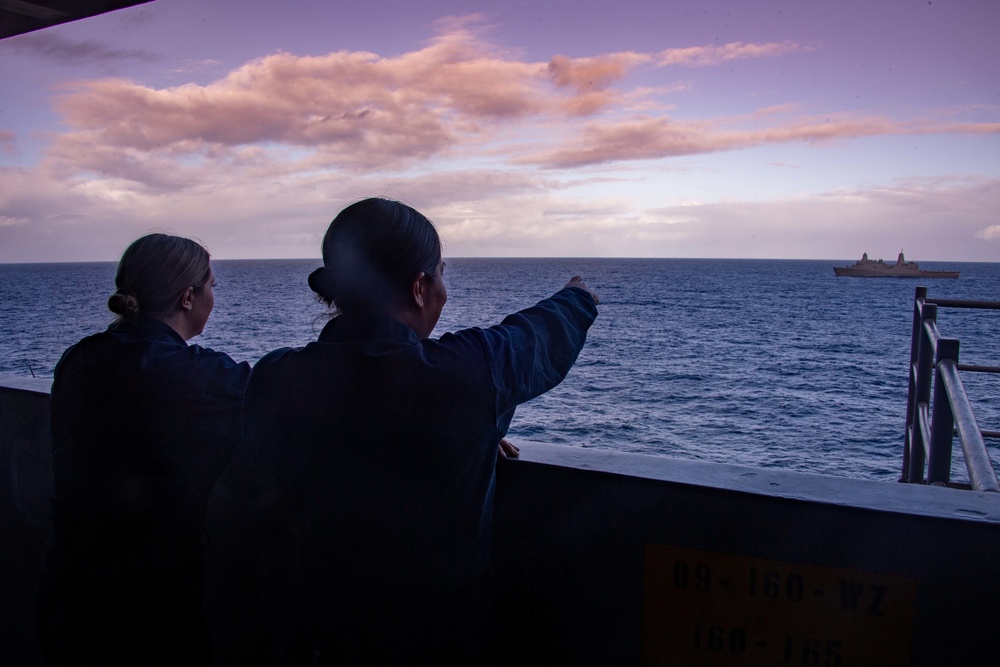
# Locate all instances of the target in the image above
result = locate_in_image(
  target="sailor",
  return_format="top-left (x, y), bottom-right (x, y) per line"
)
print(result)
top-left (240, 197), bottom-right (598, 664)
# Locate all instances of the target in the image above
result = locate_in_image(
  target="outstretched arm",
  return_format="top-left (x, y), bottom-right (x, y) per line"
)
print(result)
top-left (473, 276), bottom-right (599, 434)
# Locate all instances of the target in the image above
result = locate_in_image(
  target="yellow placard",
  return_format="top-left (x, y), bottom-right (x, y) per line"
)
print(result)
top-left (641, 545), bottom-right (917, 666)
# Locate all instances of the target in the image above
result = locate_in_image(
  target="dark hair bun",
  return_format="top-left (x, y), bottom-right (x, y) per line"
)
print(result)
top-left (108, 291), bottom-right (140, 317)
top-left (308, 267), bottom-right (338, 303)
top-left (314, 198), bottom-right (441, 314)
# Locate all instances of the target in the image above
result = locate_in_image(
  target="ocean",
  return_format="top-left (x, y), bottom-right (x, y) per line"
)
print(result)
top-left (2, 257), bottom-right (997, 484)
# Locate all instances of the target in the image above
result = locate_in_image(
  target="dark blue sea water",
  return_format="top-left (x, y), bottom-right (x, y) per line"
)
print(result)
top-left (2, 258), bottom-right (997, 483)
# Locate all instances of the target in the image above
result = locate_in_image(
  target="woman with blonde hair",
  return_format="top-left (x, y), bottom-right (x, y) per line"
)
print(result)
top-left (38, 233), bottom-right (250, 666)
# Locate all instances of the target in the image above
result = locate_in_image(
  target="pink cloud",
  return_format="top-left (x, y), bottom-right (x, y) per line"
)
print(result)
top-left (522, 115), bottom-right (1000, 168)
top-left (752, 104), bottom-right (801, 118)
top-left (51, 26), bottom-right (562, 172)
top-left (545, 52), bottom-right (651, 115)
top-left (52, 29), bottom-right (806, 180)
top-left (547, 53), bottom-right (650, 92)
top-left (656, 41), bottom-right (805, 67)
top-left (39, 18), bottom-right (995, 188)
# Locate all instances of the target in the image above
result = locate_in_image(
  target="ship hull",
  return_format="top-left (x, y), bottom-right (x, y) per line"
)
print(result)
top-left (833, 267), bottom-right (959, 278)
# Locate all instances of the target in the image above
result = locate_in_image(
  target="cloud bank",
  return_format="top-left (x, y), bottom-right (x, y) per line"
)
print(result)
top-left (2, 18), bottom-right (998, 262)
top-left (43, 23), bottom-right (998, 183)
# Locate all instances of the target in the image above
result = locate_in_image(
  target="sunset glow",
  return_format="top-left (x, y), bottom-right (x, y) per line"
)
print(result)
top-left (1, 0), bottom-right (998, 262)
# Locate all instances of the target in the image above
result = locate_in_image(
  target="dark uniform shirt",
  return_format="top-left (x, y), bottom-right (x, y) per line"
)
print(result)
top-left (242, 286), bottom-right (597, 663)
top-left (39, 316), bottom-right (250, 666)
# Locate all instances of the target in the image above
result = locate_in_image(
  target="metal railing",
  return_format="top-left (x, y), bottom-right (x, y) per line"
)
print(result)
top-left (902, 287), bottom-right (1000, 492)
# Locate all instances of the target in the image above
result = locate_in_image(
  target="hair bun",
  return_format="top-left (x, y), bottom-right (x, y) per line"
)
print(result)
top-left (308, 267), bottom-right (338, 303)
top-left (108, 291), bottom-right (139, 317)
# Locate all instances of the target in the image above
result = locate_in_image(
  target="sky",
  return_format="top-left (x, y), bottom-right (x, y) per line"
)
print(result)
top-left (1, 0), bottom-right (998, 263)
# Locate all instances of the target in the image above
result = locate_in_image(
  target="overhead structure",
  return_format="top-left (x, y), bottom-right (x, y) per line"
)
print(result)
top-left (0, 0), bottom-right (154, 40)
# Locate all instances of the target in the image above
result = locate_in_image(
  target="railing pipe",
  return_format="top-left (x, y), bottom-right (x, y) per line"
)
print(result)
top-left (917, 403), bottom-right (932, 464)
top-left (902, 287), bottom-right (999, 490)
top-left (906, 302), bottom-right (937, 483)
top-left (956, 364), bottom-right (1000, 374)
top-left (902, 287), bottom-right (927, 481)
top-left (927, 338), bottom-right (959, 486)
top-left (938, 360), bottom-right (1000, 493)
top-left (926, 298), bottom-right (1000, 309)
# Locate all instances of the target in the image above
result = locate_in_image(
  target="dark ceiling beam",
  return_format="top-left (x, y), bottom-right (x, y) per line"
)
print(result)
top-left (0, 1), bottom-right (155, 40)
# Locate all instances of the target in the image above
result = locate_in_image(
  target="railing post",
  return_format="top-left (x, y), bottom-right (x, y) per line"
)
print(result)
top-left (927, 338), bottom-right (960, 486)
top-left (937, 361), bottom-right (1000, 492)
top-left (902, 287), bottom-right (928, 481)
top-left (907, 302), bottom-right (936, 483)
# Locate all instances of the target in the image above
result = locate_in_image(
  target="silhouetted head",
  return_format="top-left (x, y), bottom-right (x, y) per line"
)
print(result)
top-left (309, 198), bottom-right (443, 318)
top-left (109, 234), bottom-right (213, 327)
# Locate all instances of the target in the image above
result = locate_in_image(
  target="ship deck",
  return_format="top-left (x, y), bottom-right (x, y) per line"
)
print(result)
top-left (3, 375), bottom-right (998, 665)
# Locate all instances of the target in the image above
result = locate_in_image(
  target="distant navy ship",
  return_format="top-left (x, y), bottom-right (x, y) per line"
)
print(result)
top-left (834, 251), bottom-right (959, 278)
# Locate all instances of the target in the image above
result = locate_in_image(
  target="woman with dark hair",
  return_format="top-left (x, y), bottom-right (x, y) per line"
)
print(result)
top-left (38, 233), bottom-right (250, 667)
top-left (242, 197), bottom-right (598, 665)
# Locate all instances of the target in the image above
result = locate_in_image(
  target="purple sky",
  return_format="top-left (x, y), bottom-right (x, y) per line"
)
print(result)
top-left (1, 0), bottom-right (998, 262)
